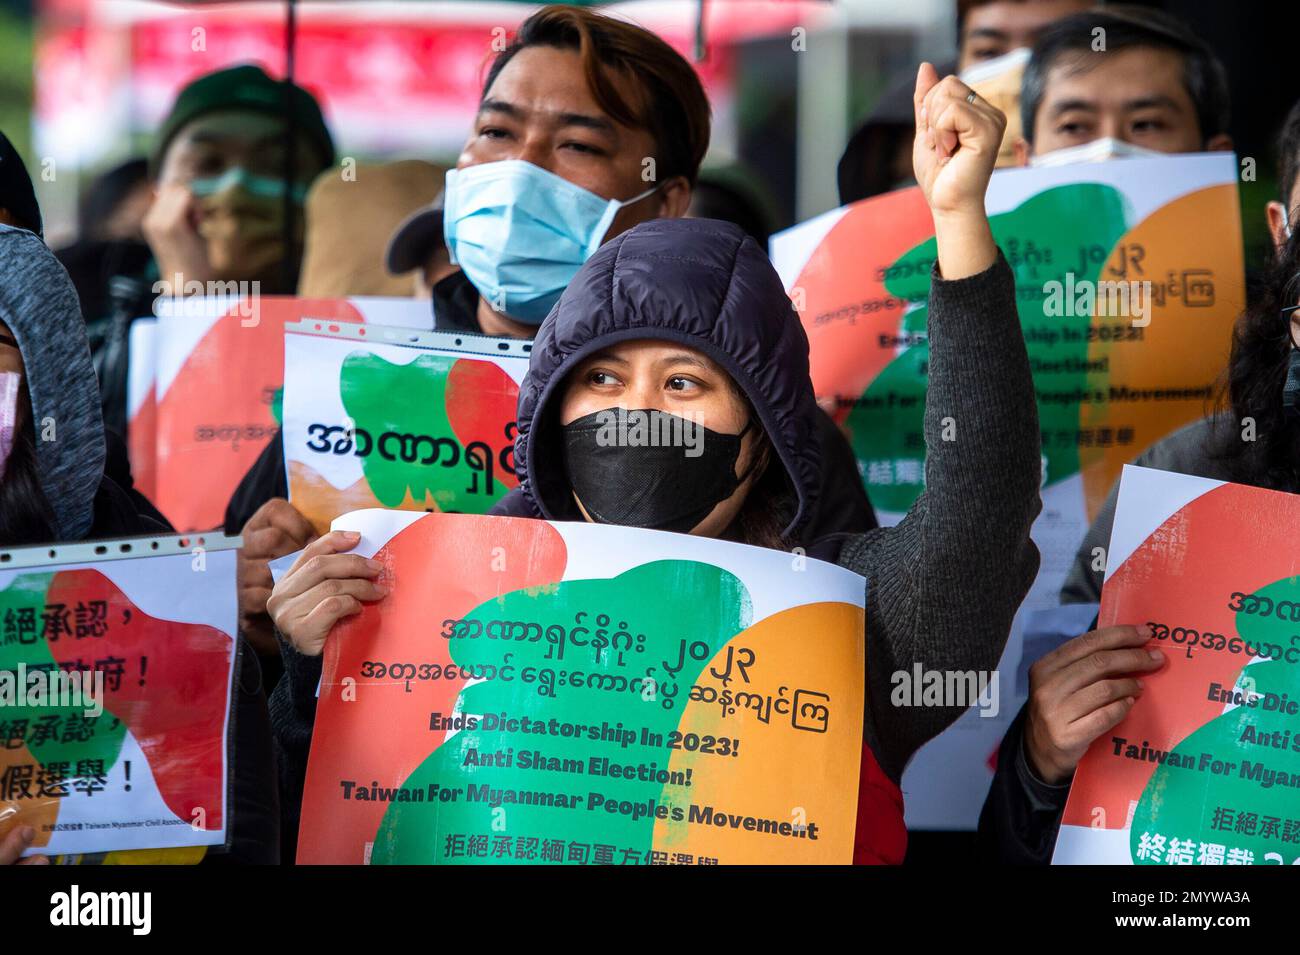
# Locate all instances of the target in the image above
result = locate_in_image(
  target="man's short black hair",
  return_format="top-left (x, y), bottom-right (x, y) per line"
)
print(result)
top-left (1020, 5), bottom-right (1230, 147)
top-left (482, 5), bottom-right (710, 187)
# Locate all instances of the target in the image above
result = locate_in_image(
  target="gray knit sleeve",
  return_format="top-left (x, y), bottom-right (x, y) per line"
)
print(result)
top-left (837, 251), bottom-right (1042, 783)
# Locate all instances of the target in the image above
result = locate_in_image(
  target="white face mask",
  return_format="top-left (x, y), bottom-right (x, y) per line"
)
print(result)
top-left (1029, 137), bottom-right (1167, 168)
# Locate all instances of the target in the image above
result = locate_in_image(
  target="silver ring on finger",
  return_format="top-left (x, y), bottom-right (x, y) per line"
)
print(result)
top-left (966, 90), bottom-right (978, 105)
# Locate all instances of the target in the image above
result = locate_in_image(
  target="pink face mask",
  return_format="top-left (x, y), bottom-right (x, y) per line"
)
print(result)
top-left (0, 372), bottom-right (20, 483)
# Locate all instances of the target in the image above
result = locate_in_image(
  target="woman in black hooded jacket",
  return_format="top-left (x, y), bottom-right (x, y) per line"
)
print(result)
top-left (268, 64), bottom-right (1043, 864)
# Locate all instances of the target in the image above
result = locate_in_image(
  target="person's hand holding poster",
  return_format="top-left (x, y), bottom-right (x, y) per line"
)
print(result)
top-left (1055, 465), bottom-right (1300, 865)
top-left (281, 323), bottom-right (529, 535)
top-left (298, 510), bottom-right (865, 865)
top-left (0, 534), bottom-right (238, 859)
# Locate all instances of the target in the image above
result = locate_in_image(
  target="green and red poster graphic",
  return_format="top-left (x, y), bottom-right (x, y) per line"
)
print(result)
top-left (1056, 465), bottom-right (1300, 865)
top-left (0, 537), bottom-right (237, 859)
top-left (130, 295), bottom-right (433, 532)
top-left (297, 510), bottom-right (866, 865)
top-left (772, 153), bottom-right (1248, 828)
top-left (281, 324), bottom-right (528, 536)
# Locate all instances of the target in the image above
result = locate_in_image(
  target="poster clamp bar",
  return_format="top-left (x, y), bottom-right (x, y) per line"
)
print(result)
top-left (0, 532), bottom-right (243, 570)
top-left (284, 319), bottom-right (534, 360)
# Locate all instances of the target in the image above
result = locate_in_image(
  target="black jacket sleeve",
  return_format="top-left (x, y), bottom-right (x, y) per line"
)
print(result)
top-left (267, 632), bottom-right (323, 862)
top-left (976, 703), bottom-right (1072, 865)
top-left (224, 429), bottom-right (289, 534)
top-left (205, 640), bottom-right (280, 864)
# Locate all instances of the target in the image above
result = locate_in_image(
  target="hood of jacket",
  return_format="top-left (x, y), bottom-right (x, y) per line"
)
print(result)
top-left (0, 223), bottom-right (107, 540)
top-left (513, 217), bottom-right (822, 538)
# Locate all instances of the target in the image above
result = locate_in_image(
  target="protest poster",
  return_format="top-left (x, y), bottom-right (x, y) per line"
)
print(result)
top-left (297, 510), bottom-right (865, 865)
top-left (0, 532), bottom-right (239, 859)
top-left (1055, 465), bottom-right (1300, 865)
top-left (126, 317), bottom-right (158, 502)
top-left (146, 295), bottom-right (434, 532)
top-left (771, 152), bottom-right (1247, 827)
top-left (281, 322), bottom-right (530, 536)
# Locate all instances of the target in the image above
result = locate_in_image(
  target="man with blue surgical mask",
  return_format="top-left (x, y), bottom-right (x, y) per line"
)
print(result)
top-left (432, 7), bottom-right (702, 337)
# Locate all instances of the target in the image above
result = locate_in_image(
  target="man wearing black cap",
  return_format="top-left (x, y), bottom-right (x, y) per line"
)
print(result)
top-left (383, 191), bottom-right (457, 299)
top-left (144, 64), bottom-right (334, 296)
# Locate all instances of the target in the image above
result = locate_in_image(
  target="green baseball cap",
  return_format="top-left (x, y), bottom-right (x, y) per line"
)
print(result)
top-left (150, 64), bottom-right (335, 176)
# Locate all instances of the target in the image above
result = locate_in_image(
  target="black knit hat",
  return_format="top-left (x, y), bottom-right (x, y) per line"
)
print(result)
top-left (150, 64), bottom-right (335, 177)
top-left (0, 131), bottom-right (43, 239)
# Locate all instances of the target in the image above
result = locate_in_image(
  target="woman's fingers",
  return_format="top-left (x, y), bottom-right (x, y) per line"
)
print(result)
top-left (268, 527), bottom-right (387, 657)
top-left (0, 825), bottom-right (35, 865)
top-left (300, 593), bottom-right (365, 644)
top-left (284, 529), bottom-right (363, 577)
top-left (271, 552), bottom-right (381, 605)
top-left (913, 61), bottom-right (941, 127)
top-left (294, 576), bottom-right (388, 609)
top-left (272, 577), bottom-right (387, 656)
top-left (933, 98), bottom-right (1002, 156)
top-left (1024, 625), bottom-right (1166, 783)
top-left (914, 62), bottom-right (942, 155)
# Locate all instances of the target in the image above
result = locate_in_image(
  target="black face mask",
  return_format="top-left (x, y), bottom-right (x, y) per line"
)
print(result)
top-left (1285, 348), bottom-right (1300, 420)
top-left (562, 407), bottom-right (756, 533)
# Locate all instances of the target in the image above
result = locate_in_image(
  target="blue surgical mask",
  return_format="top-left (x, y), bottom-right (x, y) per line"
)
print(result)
top-left (443, 160), bottom-right (659, 324)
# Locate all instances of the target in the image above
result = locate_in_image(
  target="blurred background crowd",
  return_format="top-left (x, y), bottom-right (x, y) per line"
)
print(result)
top-left (1, 0), bottom-right (1291, 259)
